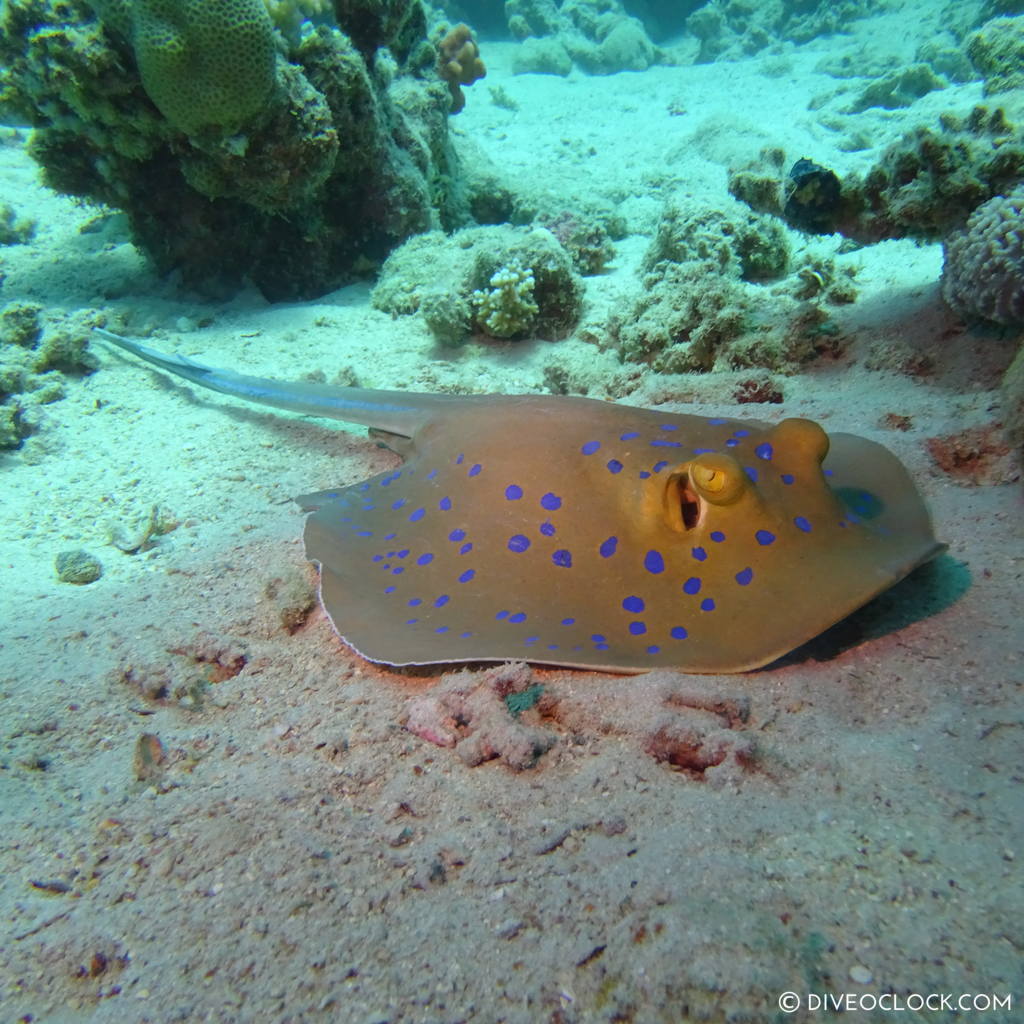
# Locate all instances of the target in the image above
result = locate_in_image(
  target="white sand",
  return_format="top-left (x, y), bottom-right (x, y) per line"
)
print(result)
top-left (1, 11), bottom-right (1022, 1023)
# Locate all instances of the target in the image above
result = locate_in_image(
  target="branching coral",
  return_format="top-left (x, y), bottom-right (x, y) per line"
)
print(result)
top-left (471, 261), bottom-right (540, 339)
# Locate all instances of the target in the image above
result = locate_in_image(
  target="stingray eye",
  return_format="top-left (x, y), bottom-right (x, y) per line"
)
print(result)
top-left (662, 454), bottom-right (746, 532)
top-left (689, 454), bottom-right (745, 505)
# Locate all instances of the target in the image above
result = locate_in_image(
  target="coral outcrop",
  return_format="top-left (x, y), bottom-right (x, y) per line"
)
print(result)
top-left (686, 0), bottom-right (877, 63)
top-left (372, 225), bottom-right (583, 344)
top-left (941, 186), bottom-right (1024, 326)
top-left (0, 304), bottom-right (98, 450)
top-left (508, 0), bottom-right (661, 77)
top-left (605, 196), bottom-right (843, 374)
top-left (1002, 345), bottom-right (1024, 450)
top-left (732, 107), bottom-right (1024, 244)
top-left (967, 15), bottom-right (1024, 95)
top-left (0, 0), bottom-right (474, 299)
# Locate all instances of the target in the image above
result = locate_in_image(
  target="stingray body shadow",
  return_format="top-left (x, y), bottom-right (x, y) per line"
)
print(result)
top-left (97, 328), bottom-right (946, 674)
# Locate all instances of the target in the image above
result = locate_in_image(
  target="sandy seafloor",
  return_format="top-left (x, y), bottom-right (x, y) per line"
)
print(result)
top-left (1, 8), bottom-right (1023, 1024)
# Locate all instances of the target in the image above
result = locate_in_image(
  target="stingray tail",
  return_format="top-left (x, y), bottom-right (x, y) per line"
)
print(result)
top-left (94, 328), bottom-right (452, 438)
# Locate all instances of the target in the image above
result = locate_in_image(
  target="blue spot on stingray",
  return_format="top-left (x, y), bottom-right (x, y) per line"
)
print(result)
top-left (392, 567), bottom-right (404, 575)
top-left (607, 459), bottom-right (623, 474)
top-left (408, 598), bottom-right (422, 607)
top-left (358, 483), bottom-right (370, 492)
top-left (693, 448), bottom-right (714, 455)
top-left (561, 617), bottom-right (575, 626)
top-left (438, 496), bottom-right (452, 511)
top-left (824, 468), bottom-right (834, 476)
top-left (622, 595), bottom-right (645, 613)
top-left (600, 536), bottom-right (618, 558)
top-left (794, 516), bottom-right (812, 533)
top-left (417, 552), bottom-right (434, 565)
top-left (736, 567), bottom-right (754, 586)
top-left (356, 530), bottom-right (373, 538)
top-left (426, 469), bottom-right (438, 480)
top-left (324, 491), bottom-right (340, 498)
top-left (496, 610), bottom-right (509, 619)
top-left (460, 631), bottom-right (472, 639)
top-left (524, 636), bottom-right (538, 645)
top-left (435, 626), bottom-right (449, 634)
top-left (508, 534), bottom-right (531, 553)
top-left (458, 569), bottom-right (475, 583)
top-left (708, 418), bottom-right (728, 425)
top-left (781, 473), bottom-right (795, 485)
top-left (660, 423), bottom-right (679, 431)
top-left (391, 499), bottom-right (407, 510)
top-left (701, 598), bottom-right (716, 611)
top-left (683, 577), bottom-right (702, 595)
top-left (547, 644), bottom-right (559, 651)
top-left (455, 454), bottom-right (464, 465)
top-left (552, 549), bottom-right (573, 568)
top-left (744, 466), bottom-right (758, 483)
top-left (384, 585), bottom-right (396, 594)
top-left (509, 612), bottom-right (527, 624)
top-left (541, 492), bottom-right (562, 511)
top-left (540, 521), bottom-right (556, 537)
top-left (591, 633), bottom-right (606, 642)
top-left (755, 530), bottom-right (776, 546)
top-left (595, 643), bottom-right (610, 651)
top-left (409, 508), bottom-right (425, 523)
top-left (449, 529), bottom-right (466, 542)
top-left (652, 460), bottom-right (669, 472)
top-left (435, 594), bottom-right (449, 607)
top-left (644, 550), bottom-right (665, 574)
top-left (372, 554), bottom-right (384, 563)
top-left (460, 542), bottom-right (473, 555)
top-left (646, 645), bottom-right (660, 655)
top-left (406, 618), bottom-right (418, 625)
top-left (620, 431), bottom-right (640, 440)
top-left (505, 484), bottom-right (523, 500)
top-left (639, 471), bottom-right (650, 479)
top-left (397, 549), bottom-right (410, 558)
top-left (581, 440), bottom-right (601, 455)
top-left (670, 626), bottom-right (688, 640)
top-left (468, 464), bottom-right (482, 477)
top-left (384, 532), bottom-right (397, 541)
top-left (629, 621), bottom-right (647, 636)
top-left (734, 429), bottom-right (750, 438)
top-left (725, 438), bottom-right (740, 447)
top-left (651, 439), bottom-right (682, 448)
top-left (710, 531), bottom-right (726, 543)
top-left (755, 442), bottom-right (773, 460)
top-left (692, 546), bottom-right (707, 561)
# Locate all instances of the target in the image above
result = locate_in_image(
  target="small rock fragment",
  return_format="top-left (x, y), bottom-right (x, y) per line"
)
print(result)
top-left (55, 548), bottom-right (103, 584)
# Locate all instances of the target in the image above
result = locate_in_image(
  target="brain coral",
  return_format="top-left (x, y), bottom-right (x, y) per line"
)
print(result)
top-left (941, 185), bottom-right (1024, 326)
top-left (131, 0), bottom-right (278, 135)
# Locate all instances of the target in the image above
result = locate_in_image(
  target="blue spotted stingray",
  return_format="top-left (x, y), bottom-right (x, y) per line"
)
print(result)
top-left (97, 330), bottom-right (945, 673)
